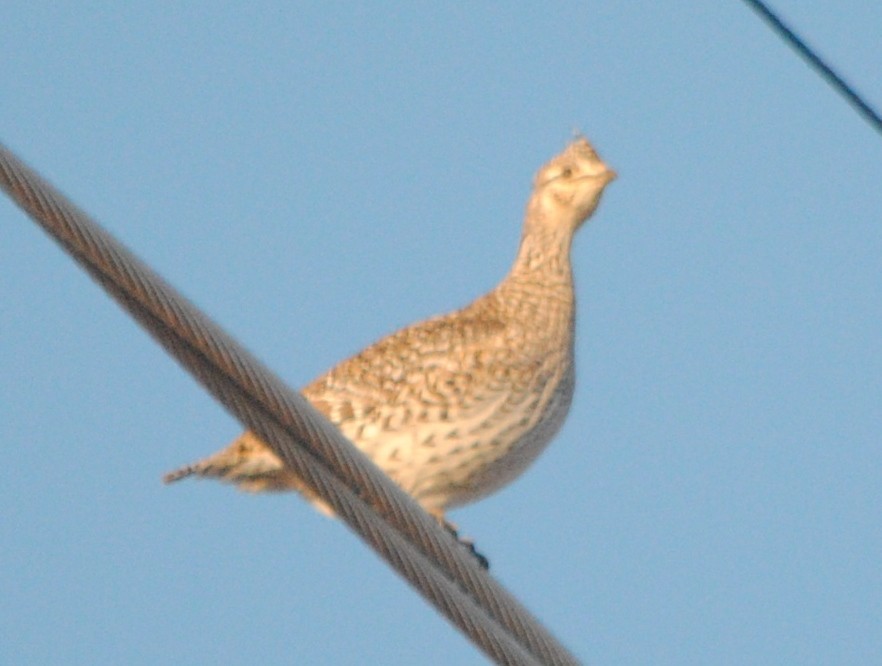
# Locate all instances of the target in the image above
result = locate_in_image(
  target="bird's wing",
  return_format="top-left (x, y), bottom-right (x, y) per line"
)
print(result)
top-left (301, 294), bottom-right (522, 444)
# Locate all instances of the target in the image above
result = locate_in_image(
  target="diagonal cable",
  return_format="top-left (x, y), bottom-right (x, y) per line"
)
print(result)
top-left (741, 0), bottom-right (882, 136)
top-left (0, 141), bottom-right (580, 666)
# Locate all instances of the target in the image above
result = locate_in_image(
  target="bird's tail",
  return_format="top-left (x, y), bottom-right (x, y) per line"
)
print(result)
top-left (163, 431), bottom-right (334, 516)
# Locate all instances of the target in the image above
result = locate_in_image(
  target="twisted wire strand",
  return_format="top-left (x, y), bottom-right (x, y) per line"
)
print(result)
top-left (0, 141), bottom-right (580, 666)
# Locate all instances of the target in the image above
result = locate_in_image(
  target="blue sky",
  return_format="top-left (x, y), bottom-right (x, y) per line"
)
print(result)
top-left (2, 3), bottom-right (880, 664)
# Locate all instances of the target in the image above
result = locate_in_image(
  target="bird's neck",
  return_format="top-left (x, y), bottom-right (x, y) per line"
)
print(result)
top-left (507, 208), bottom-right (576, 289)
top-left (491, 210), bottom-right (577, 335)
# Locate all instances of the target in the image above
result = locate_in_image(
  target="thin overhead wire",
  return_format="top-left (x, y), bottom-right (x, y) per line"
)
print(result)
top-left (0, 142), bottom-right (581, 666)
top-left (741, 0), bottom-right (882, 136)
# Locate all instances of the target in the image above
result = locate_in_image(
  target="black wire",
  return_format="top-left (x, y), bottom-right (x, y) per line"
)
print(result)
top-left (741, 0), bottom-right (882, 136)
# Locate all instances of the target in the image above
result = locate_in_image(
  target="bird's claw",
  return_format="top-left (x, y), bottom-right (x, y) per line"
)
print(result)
top-left (440, 519), bottom-right (490, 570)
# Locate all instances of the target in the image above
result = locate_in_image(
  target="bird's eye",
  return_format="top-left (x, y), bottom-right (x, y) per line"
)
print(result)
top-left (560, 168), bottom-right (573, 178)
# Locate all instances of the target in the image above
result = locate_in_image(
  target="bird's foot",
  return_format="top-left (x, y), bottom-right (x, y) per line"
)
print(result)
top-left (440, 519), bottom-right (490, 570)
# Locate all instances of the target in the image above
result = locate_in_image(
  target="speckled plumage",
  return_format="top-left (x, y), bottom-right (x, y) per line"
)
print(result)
top-left (164, 137), bottom-right (615, 519)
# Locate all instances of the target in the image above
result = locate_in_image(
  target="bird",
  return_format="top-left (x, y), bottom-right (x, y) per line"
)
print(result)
top-left (164, 136), bottom-right (615, 562)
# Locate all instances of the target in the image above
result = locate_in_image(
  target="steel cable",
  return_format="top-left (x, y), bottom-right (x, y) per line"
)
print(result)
top-left (0, 141), bottom-right (580, 666)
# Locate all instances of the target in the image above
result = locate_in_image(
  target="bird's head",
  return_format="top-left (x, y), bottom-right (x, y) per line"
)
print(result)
top-left (528, 136), bottom-right (616, 232)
